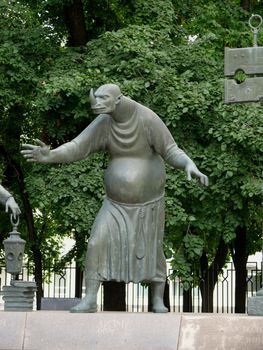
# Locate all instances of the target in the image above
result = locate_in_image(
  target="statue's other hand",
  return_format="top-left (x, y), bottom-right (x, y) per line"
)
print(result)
top-left (5, 197), bottom-right (21, 219)
top-left (21, 139), bottom-right (50, 163)
top-left (185, 163), bottom-right (209, 187)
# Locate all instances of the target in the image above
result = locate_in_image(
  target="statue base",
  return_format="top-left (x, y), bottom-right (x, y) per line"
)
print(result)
top-left (2, 281), bottom-right (37, 311)
top-left (1, 312), bottom-right (263, 349)
top-left (247, 288), bottom-right (263, 316)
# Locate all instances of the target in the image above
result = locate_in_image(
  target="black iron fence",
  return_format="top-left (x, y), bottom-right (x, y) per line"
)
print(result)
top-left (0, 260), bottom-right (262, 312)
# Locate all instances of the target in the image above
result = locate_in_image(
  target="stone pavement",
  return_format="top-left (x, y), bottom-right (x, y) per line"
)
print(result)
top-left (0, 312), bottom-right (263, 350)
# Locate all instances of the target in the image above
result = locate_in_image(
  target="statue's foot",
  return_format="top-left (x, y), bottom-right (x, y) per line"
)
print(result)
top-left (152, 298), bottom-right (168, 313)
top-left (70, 297), bottom-right (97, 313)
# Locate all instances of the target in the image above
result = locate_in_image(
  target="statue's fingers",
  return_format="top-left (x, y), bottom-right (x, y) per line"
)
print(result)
top-left (35, 139), bottom-right (46, 147)
top-left (21, 149), bottom-right (35, 155)
top-left (15, 208), bottom-right (21, 216)
top-left (21, 144), bottom-right (36, 150)
top-left (16, 207), bottom-right (21, 215)
top-left (200, 175), bottom-right (209, 186)
top-left (24, 155), bottom-right (34, 160)
top-left (21, 152), bottom-right (37, 161)
top-left (186, 170), bottom-right (192, 181)
top-left (21, 154), bottom-right (34, 161)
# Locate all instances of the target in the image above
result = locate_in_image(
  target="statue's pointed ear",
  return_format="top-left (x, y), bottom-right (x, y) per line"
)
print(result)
top-left (115, 94), bottom-right (123, 105)
top-left (89, 88), bottom-right (96, 106)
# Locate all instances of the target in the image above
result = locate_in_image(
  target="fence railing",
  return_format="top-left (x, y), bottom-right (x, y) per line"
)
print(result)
top-left (0, 261), bottom-right (261, 312)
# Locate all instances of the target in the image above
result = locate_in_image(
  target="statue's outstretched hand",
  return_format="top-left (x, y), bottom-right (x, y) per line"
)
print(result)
top-left (185, 163), bottom-right (209, 186)
top-left (21, 139), bottom-right (50, 163)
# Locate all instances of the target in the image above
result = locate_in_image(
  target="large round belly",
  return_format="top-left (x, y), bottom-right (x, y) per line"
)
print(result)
top-left (104, 156), bottom-right (166, 204)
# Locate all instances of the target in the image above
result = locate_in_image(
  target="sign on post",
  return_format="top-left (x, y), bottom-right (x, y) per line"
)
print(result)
top-left (224, 14), bottom-right (263, 104)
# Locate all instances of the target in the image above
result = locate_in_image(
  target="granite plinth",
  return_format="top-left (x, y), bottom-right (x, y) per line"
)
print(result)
top-left (0, 312), bottom-right (263, 350)
top-left (178, 314), bottom-right (263, 350)
top-left (247, 288), bottom-right (263, 316)
top-left (248, 296), bottom-right (263, 315)
top-left (41, 297), bottom-right (81, 310)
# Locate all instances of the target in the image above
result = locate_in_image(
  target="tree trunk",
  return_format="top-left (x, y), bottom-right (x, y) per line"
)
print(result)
top-left (63, 0), bottom-right (88, 46)
top-left (200, 238), bottom-right (228, 312)
top-left (103, 281), bottom-right (126, 311)
top-left (74, 266), bottom-right (83, 298)
top-left (200, 268), bottom-right (215, 312)
top-left (183, 288), bottom-right (193, 312)
top-left (0, 147), bottom-right (43, 310)
top-left (164, 279), bottom-right (170, 312)
top-left (232, 225), bottom-right (247, 313)
top-left (240, 0), bottom-right (250, 11)
top-left (73, 231), bottom-right (85, 298)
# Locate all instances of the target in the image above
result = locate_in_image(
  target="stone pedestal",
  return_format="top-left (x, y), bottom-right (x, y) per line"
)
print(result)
top-left (1, 312), bottom-right (263, 350)
top-left (41, 297), bottom-right (81, 310)
top-left (248, 288), bottom-right (263, 316)
top-left (2, 281), bottom-right (37, 311)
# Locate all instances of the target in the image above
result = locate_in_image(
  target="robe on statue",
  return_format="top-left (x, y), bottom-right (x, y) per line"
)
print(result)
top-left (62, 97), bottom-right (186, 283)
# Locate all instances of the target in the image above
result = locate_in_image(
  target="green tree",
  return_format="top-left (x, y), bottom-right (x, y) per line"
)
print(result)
top-left (165, 0), bottom-right (263, 312)
top-left (0, 0), bottom-right (62, 308)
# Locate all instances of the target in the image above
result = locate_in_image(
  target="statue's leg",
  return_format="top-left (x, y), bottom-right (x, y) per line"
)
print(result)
top-left (150, 282), bottom-right (168, 313)
top-left (70, 279), bottom-right (100, 313)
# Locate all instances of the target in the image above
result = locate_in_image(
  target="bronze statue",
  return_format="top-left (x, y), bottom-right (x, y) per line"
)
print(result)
top-left (0, 184), bottom-right (21, 219)
top-left (21, 84), bottom-right (208, 313)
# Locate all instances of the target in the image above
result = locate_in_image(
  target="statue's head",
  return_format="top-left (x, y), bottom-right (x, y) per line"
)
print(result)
top-left (90, 84), bottom-right (122, 115)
